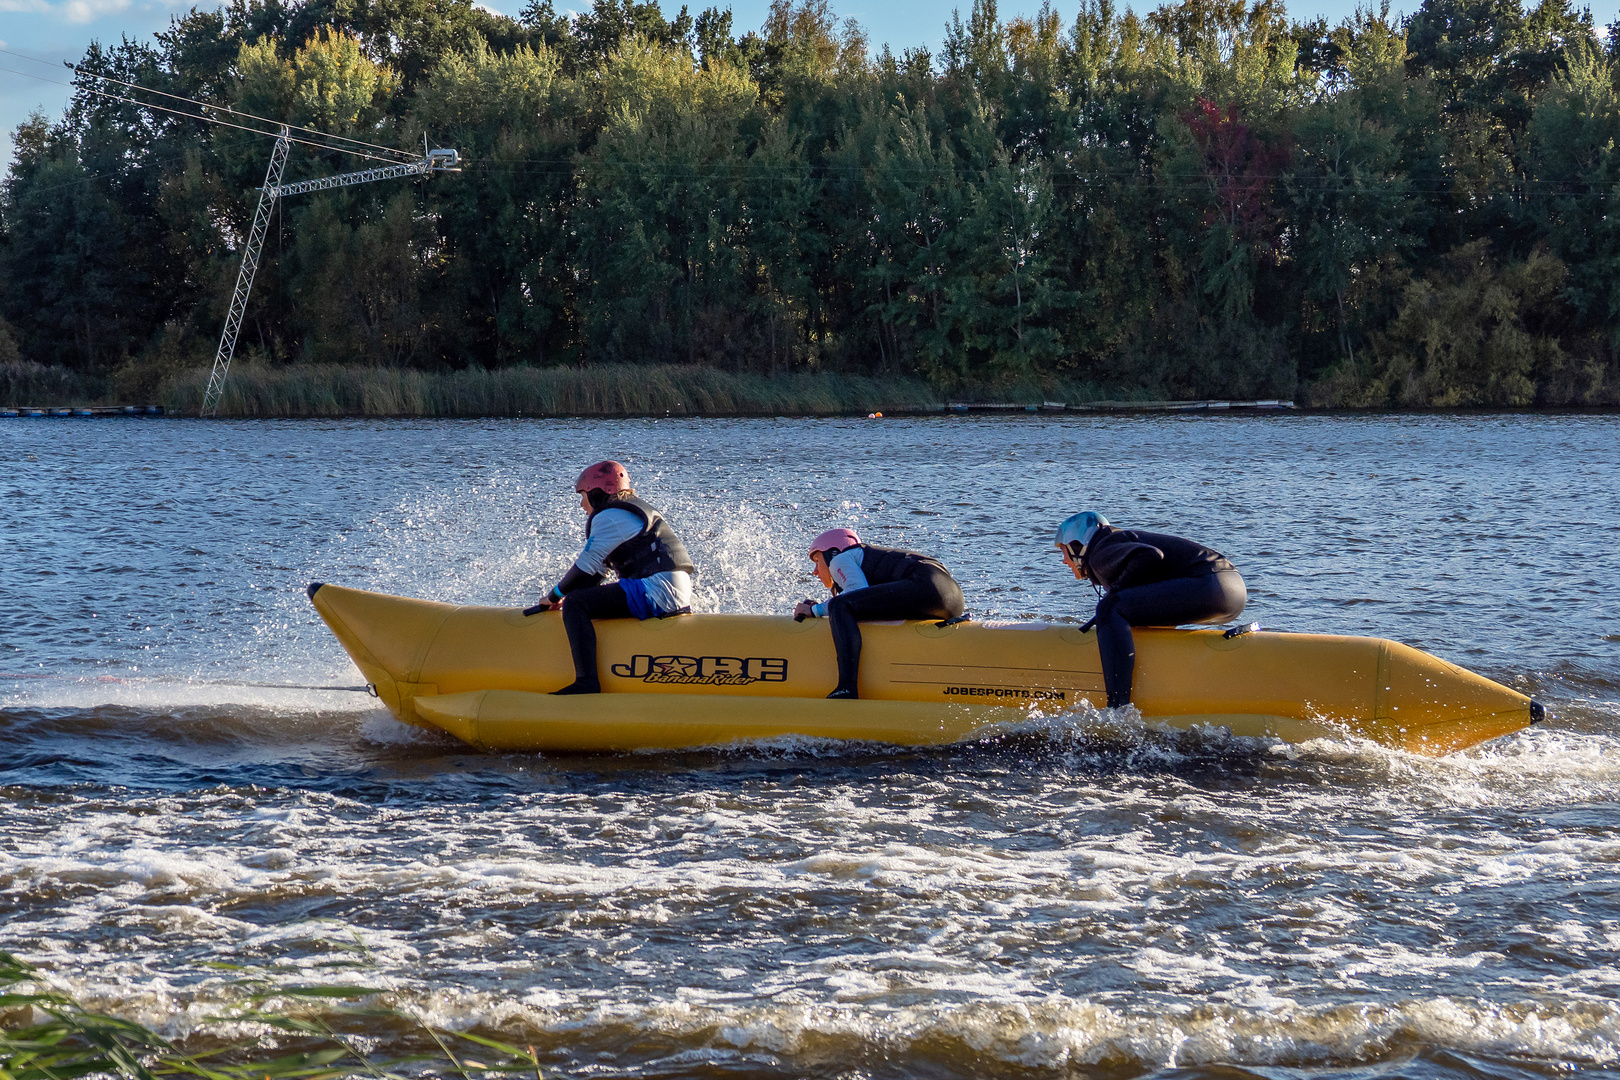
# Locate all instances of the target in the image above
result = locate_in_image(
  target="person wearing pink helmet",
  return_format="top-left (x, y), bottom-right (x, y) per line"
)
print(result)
top-left (527, 461), bottom-right (695, 694)
top-left (793, 528), bottom-right (965, 699)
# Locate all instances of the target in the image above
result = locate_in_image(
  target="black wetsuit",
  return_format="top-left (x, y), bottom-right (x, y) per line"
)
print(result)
top-left (1081, 526), bottom-right (1246, 708)
top-left (826, 544), bottom-right (965, 697)
top-left (552, 495), bottom-right (694, 693)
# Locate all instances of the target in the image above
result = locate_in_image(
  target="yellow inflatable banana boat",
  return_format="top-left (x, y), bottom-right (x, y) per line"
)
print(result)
top-left (306, 583), bottom-right (1542, 756)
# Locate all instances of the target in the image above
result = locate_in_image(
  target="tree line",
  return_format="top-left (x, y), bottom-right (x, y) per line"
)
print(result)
top-left (1, 0), bottom-right (1616, 407)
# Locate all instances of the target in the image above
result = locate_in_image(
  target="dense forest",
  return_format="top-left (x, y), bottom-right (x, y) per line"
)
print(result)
top-left (0, 0), bottom-right (1616, 407)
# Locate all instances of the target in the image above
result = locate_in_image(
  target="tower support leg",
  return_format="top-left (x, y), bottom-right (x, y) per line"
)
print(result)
top-left (202, 126), bottom-right (290, 418)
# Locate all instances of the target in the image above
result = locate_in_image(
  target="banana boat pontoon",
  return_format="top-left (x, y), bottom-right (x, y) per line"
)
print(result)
top-left (307, 583), bottom-right (1542, 756)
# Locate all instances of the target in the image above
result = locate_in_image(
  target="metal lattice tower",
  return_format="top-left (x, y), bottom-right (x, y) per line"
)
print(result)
top-left (200, 135), bottom-right (459, 417)
top-left (202, 127), bottom-right (290, 418)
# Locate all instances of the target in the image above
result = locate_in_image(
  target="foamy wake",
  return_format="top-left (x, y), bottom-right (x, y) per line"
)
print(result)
top-left (26, 976), bottom-right (1620, 1071)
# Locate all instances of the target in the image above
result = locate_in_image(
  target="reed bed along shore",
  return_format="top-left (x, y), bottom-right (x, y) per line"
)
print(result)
top-left (2, 360), bottom-right (1126, 417)
top-left (163, 364), bottom-right (945, 418)
top-left (0, 362), bottom-right (113, 408)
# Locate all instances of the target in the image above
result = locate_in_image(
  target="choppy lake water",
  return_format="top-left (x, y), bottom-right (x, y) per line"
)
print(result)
top-left (2, 413), bottom-right (1618, 1080)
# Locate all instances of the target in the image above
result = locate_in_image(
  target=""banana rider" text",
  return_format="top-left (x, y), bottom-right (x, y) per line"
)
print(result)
top-left (611, 655), bottom-right (789, 685)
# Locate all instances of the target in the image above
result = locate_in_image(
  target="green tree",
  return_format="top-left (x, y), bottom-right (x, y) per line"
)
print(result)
top-left (1358, 241), bottom-right (1569, 405)
top-left (575, 38), bottom-right (760, 364)
top-left (286, 189), bottom-right (429, 365)
top-left (1521, 41), bottom-right (1620, 341)
top-left (0, 116), bottom-right (148, 370)
top-left (414, 39), bottom-right (576, 365)
top-left (1283, 10), bottom-right (1415, 385)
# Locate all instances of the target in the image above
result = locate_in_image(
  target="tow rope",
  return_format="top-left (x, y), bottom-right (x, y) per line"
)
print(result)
top-left (1, 673), bottom-right (374, 693)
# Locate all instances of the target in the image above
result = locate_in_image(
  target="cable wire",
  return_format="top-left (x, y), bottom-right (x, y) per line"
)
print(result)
top-left (0, 148), bottom-right (199, 196)
top-left (0, 61), bottom-right (409, 164)
top-left (0, 44), bottom-right (415, 160)
top-left (76, 68), bottom-right (417, 161)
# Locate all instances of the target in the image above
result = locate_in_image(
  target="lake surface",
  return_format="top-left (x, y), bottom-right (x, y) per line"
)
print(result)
top-left (2, 413), bottom-right (1618, 1080)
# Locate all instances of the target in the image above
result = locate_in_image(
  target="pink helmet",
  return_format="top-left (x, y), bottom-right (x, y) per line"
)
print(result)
top-left (575, 460), bottom-right (629, 495)
top-left (809, 527), bottom-right (861, 557)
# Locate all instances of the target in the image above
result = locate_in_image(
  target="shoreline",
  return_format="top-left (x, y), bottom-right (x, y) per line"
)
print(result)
top-left (0, 396), bottom-right (1303, 418)
top-left (4, 362), bottom-right (1113, 418)
top-left (5, 361), bottom-right (1619, 417)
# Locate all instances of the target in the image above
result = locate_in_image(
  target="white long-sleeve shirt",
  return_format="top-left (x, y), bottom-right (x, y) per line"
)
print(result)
top-left (811, 547), bottom-right (868, 617)
top-left (559, 507), bottom-right (692, 614)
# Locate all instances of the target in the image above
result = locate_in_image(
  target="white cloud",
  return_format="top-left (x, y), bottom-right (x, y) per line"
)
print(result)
top-left (0, 0), bottom-right (190, 21)
top-left (60, 0), bottom-right (131, 20)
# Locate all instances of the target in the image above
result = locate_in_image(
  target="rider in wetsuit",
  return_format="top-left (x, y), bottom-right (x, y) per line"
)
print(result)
top-left (1057, 512), bottom-right (1246, 709)
top-left (528, 461), bottom-right (694, 695)
top-left (793, 528), bottom-right (965, 699)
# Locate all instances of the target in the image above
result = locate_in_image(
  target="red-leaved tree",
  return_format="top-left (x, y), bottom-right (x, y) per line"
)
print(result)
top-left (1183, 98), bottom-right (1292, 318)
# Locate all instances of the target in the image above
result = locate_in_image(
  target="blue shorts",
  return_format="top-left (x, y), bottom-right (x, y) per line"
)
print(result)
top-left (620, 577), bottom-right (657, 621)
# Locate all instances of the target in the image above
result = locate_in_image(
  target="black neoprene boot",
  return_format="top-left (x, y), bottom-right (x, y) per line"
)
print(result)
top-left (552, 679), bottom-right (601, 695)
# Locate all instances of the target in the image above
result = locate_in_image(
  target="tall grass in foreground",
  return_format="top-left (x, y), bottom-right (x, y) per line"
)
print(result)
top-left (161, 364), bottom-right (946, 418)
top-left (0, 951), bottom-right (544, 1080)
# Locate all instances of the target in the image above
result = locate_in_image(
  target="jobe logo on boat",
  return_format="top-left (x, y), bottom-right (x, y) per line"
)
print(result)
top-left (611, 654), bottom-right (789, 685)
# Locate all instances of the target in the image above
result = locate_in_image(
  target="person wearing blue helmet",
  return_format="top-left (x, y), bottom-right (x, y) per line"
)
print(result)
top-left (1056, 512), bottom-right (1246, 709)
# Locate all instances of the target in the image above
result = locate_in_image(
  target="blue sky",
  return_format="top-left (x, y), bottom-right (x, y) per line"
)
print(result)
top-left (2, 0), bottom-right (1615, 169)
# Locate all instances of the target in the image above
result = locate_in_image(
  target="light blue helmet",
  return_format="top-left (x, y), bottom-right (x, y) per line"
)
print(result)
top-left (1055, 511), bottom-right (1108, 555)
